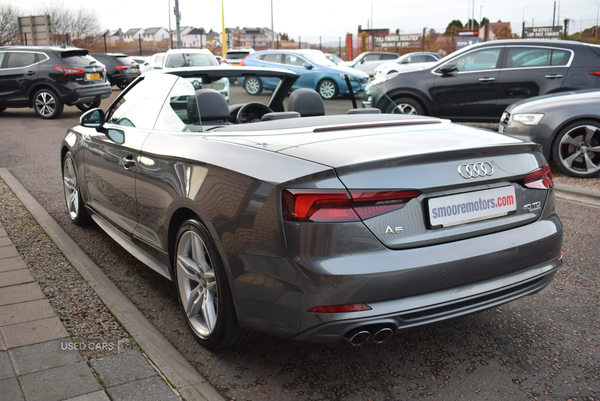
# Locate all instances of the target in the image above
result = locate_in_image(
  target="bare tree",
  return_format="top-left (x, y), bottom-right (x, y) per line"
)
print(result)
top-left (0, 3), bottom-right (21, 46)
top-left (34, 2), bottom-right (101, 43)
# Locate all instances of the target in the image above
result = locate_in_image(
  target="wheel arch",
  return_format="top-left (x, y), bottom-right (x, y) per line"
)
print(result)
top-left (28, 82), bottom-right (62, 107)
top-left (387, 89), bottom-right (431, 115)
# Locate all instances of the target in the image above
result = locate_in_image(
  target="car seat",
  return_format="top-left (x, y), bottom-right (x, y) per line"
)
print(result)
top-left (288, 88), bottom-right (325, 117)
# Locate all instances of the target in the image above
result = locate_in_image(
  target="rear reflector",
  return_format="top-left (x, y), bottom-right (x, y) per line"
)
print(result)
top-left (282, 189), bottom-right (420, 222)
top-left (523, 164), bottom-right (553, 189)
top-left (308, 304), bottom-right (371, 313)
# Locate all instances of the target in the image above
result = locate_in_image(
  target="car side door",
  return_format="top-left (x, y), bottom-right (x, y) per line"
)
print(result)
top-left (495, 46), bottom-right (572, 116)
top-left (0, 51), bottom-right (41, 107)
top-left (283, 53), bottom-right (315, 90)
top-left (82, 75), bottom-right (173, 236)
top-left (431, 46), bottom-right (503, 119)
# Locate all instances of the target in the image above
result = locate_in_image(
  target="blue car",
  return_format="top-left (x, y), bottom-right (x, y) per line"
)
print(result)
top-left (239, 49), bottom-right (370, 99)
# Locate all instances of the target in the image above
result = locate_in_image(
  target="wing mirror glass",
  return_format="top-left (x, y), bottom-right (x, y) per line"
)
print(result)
top-left (80, 108), bottom-right (105, 128)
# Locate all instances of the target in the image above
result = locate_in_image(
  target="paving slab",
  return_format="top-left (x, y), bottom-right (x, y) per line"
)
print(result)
top-left (0, 236), bottom-right (10, 247)
top-left (0, 282), bottom-right (45, 306)
top-left (0, 245), bottom-right (19, 260)
top-left (9, 338), bottom-right (84, 376)
top-left (0, 377), bottom-right (24, 401)
top-left (0, 330), bottom-right (5, 351)
top-left (89, 350), bottom-right (158, 387)
top-left (1, 317), bottom-right (69, 348)
top-left (0, 227), bottom-right (6, 237)
top-left (18, 361), bottom-right (103, 401)
top-left (64, 391), bottom-right (112, 401)
top-left (105, 376), bottom-right (181, 401)
top-left (0, 257), bottom-right (28, 273)
top-left (0, 299), bottom-right (55, 326)
top-left (0, 269), bottom-right (35, 288)
top-left (0, 351), bottom-right (14, 380)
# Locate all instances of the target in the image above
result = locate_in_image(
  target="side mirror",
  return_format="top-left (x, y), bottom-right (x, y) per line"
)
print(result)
top-left (80, 108), bottom-right (105, 129)
top-left (303, 62), bottom-right (314, 70)
top-left (439, 64), bottom-right (458, 75)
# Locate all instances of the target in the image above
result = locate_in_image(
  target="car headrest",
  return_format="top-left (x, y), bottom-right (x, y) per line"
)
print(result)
top-left (195, 89), bottom-right (230, 123)
top-left (347, 108), bottom-right (381, 115)
top-left (261, 112), bottom-right (301, 121)
top-left (288, 88), bottom-right (325, 117)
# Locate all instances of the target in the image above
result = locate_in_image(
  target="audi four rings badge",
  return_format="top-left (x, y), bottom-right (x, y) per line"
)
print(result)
top-left (458, 162), bottom-right (494, 178)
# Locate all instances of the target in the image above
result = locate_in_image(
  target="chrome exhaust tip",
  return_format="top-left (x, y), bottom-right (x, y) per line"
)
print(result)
top-left (372, 327), bottom-right (394, 344)
top-left (344, 330), bottom-right (371, 346)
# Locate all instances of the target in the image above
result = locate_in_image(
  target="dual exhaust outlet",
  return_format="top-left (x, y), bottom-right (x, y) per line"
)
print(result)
top-left (344, 326), bottom-right (394, 346)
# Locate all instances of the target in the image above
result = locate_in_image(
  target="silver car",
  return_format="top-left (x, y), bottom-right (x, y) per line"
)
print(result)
top-left (500, 89), bottom-right (600, 178)
top-left (61, 66), bottom-right (563, 349)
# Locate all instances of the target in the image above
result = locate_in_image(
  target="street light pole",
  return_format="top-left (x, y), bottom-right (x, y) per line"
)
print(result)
top-left (522, 6), bottom-right (528, 37)
top-left (270, 0), bottom-right (274, 48)
top-left (596, 3), bottom-right (599, 39)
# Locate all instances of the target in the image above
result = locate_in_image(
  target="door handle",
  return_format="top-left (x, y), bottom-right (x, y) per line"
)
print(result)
top-left (545, 74), bottom-right (563, 79)
top-left (122, 155), bottom-right (136, 169)
top-left (478, 77), bottom-right (496, 82)
top-left (26, 71), bottom-right (36, 76)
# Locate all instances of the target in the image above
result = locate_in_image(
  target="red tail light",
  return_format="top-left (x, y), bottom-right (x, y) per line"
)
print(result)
top-left (239, 55), bottom-right (251, 66)
top-left (523, 164), bottom-right (553, 189)
top-left (115, 65), bottom-right (130, 70)
top-left (589, 71), bottom-right (600, 76)
top-left (52, 66), bottom-right (85, 75)
top-left (308, 304), bottom-right (371, 313)
top-left (282, 189), bottom-right (420, 222)
top-left (101, 65), bottom-right (106, 72)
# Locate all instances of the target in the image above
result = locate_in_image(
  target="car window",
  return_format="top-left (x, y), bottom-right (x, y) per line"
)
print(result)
top-left (108, 74), bottom-right (178, 129)
top-left (453, 48), bottom-right (501, 72)
top-left (284, 54), bottom-right (306, 66)
top-left (0, 52), bottom-right (5, 67)
top-left (165, 53), bottom-right (217, 68)
top-left (63, 53), bottom-right (99, 67)
top-left (6, 52), bottom-right (37, 68)
top-left (154, 77), bottom-right (201, 132)
top-left (225, 52), bottom-right (249, 60)
top-left (382, 54), bottom-right (398, 60)
top-left (424, 55), bottom-right (438, 62)
top-left (365, 54), bottom-right (379, 61)
top-left (507, 47), bottom-right (570, 68)
top-left (262, 53), bottom-right (282, 64)
top-left (115, 55), bottom-right (136, 65)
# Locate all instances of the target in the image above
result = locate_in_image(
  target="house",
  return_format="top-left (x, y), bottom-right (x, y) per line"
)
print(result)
top-left (142, 27), bottom-right (170, 42)
top-left (480, 22), bottom-right (512, 41)
top-left (124, 28), bottom-right (144, 42)
top-left (181, 28), bottom-right (206, 48)
top-left (226, 27), bottom-right (280, 50)
top-left (106, 29), bottom-right (124, 43)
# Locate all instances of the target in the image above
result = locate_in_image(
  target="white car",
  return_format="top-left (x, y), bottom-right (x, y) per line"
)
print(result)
top-left (149, 49), bottom-right (230, 103)
top-left (373, 52), bottom-right (441, 78)
top-left (341, 52), bottom-right (399, 76)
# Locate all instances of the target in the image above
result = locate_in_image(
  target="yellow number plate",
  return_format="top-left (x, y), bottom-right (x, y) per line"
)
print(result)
top-left (86, 72), bottom-right (101, 80)
top-left (130, 67), bottom-right (139, 73)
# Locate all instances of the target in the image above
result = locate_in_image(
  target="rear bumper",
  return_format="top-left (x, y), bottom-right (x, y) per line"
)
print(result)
top-left (64, 83), bottom-right (112, 105)
top-left (231, 214), bottom-right (563, 342)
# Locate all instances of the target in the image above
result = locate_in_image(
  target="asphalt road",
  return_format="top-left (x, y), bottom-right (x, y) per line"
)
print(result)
top-left (0, 89), bottom-right (598, 400)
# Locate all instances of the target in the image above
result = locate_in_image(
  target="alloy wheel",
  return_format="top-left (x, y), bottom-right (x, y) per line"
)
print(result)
top-left (176, 230), bottom-right (218, 337)
top-left (35, 91), bottom-right (57, 117)
top-left (557, 124), bottom-right (600, 177)
top-left (63, 157), bottom-right (80, 220)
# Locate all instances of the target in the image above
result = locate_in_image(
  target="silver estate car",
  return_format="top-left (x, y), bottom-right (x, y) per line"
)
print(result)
top-left (61, 66), bottom-right (563, 349)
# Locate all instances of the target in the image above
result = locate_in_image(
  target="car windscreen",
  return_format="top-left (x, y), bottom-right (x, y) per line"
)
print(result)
top-left (225, 52), bottom-right (249, 60)
top-left (165, 53), bottom-right (218, 68)
top-left (64, 53), bottom-right (103, 67)
top-left (301, 52), bottom-right (336, 67)
top-left (115, 55), bottom-right (137, 65)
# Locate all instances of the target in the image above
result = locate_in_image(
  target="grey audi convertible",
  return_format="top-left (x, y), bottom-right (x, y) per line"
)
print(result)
top-left (61, 66), bottom-right (563, 349)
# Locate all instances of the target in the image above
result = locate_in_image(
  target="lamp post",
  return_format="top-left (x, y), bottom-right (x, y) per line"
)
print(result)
top-left (271, 0), bottom-right (274, 48)
top-left (522, 6), bottom-right (528, 38)
top-left (467, 0), bottom-right (473, 29)
top-left (596, 3), bottom-right (599, 39)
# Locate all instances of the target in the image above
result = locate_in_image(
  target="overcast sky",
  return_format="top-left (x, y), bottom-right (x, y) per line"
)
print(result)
top-left (12, 0), bottom-right (596, 39)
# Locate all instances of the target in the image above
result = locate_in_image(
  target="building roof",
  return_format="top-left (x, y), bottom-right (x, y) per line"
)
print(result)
top-left (125, 28), bottom-right (143, 36)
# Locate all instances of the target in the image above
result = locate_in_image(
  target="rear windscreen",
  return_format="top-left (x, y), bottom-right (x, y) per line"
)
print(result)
top-left (225, 52), bottom-right (249, 60)
top-left (115, 56), bottom-right (137, 65)
top-left (63, 51), bottom-right (102, 67)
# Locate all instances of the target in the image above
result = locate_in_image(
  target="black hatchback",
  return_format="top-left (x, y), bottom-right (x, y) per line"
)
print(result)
top-left (364, 39), bottom-right (600, 122)
top-left (91, 53), bottom-right (140, 89)
top-left (0, 46), bottom-right (112, 119)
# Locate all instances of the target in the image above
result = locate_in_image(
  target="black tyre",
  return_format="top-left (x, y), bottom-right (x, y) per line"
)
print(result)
top-left (62, 151), bottom-right (91, 225)
top-left (551, 119), bottom-right (600, 178)
top-left (244, 76), bottom-right (263, 96)
top-left (76, 100), bottom-right (101, 112)
top-left (117, 82), bottom-right (129, 90)
top-left (392, 96), bottom-right (425, 115)
top-left (174, 219), bottom-right (256, 349)
top-left (317, 79), bottom-right (338, 99)
top-left (33, 89), bottom-right (63, 119)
